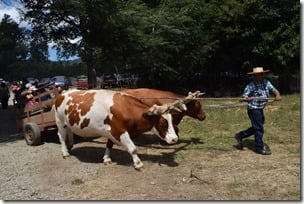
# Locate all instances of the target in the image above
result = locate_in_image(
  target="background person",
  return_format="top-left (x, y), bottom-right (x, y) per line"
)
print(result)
top-left (0, 82), bottom-right (10, 109)
top-left (21, 83), bottom-right (37, 106)
top-left (56, 85), bottom-right (64, 94)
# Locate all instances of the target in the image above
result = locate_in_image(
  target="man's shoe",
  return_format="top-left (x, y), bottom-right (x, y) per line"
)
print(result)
top-left (256, 149), bottom-right (272, 155)
top-left (234, 134), bottom-right (243, 150)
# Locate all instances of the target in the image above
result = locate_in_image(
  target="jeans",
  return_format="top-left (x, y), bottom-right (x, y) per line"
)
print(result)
top-left (238, 108), bottom-right (265, 151)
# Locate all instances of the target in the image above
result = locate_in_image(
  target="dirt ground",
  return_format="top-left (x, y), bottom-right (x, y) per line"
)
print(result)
top-left (0, 98), bottom-right (300, 200)
top-left (64, 139), bottom-right (300, 200)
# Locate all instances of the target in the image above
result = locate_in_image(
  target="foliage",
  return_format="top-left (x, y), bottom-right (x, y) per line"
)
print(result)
top-left (0, 14), bottom-right (28, 79)
top-left (0, 0), bottom-right (300, 93)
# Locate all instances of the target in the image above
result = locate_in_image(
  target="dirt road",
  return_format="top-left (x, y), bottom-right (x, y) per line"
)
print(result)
top-left (0, 105), bottom-right (103, 200)
top-left (0, 103), bottom-right (202, 200)
top-left (0, 99), bottom-right (300, 200)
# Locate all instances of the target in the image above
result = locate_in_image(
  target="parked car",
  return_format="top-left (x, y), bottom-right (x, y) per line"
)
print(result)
top-left (101, 73), bottom-right (118, 88)
top-left (76, 75), bottom-right (88, 89)
top-left (115, 73), bottom-right (140, 88)
top-left (0, 78), bottom-right (9, 86)
top-left (38, 78), bottom-right (51, 87)
top-left (26, 77), bottom-right (39, 85)
top-left (68, 77), bottom-right (77, 86)
top-left (50, 76), bottom-right (69, 90)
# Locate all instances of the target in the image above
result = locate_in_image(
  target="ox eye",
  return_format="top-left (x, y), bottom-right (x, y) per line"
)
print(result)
top-left (160, 119), bottom-right (168, 129)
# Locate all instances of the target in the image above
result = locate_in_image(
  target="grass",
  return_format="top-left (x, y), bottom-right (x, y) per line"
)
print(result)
top-left (174, 94), bottom-right (301, 200)
top-left (178, 94), bottom-right (300, 153)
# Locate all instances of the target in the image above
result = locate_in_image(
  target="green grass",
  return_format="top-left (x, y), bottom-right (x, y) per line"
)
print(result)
top-left (178, 94), bottom-right (300, 154)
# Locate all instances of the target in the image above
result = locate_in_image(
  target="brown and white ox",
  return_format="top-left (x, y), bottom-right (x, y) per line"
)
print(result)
top-left (122, 88), bottom-right (206, 127)
top-left (102, 88), bottom-right (206, 163)
top-left (54, 89), bottom-right (187, 170)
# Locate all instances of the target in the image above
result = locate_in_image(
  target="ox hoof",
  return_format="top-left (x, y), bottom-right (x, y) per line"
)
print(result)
top-left (62, 154), bottom-right (70, 159)
top-left (134, 162), bottom-right (144, 171)
top-left (103, 161), bottom-right (112, 165)
top-left (103, 158), bottom-right (112, 165)
top-left (135, 166), bottom-right (144, 172)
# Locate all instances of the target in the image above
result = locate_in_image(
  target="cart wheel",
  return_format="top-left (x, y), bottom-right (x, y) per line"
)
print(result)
top-left (24, 123), bottom-right (41, 146)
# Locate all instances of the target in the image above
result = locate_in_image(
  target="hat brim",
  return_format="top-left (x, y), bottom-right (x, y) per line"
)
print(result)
top-left (247, 70), bottom-right (270, 75)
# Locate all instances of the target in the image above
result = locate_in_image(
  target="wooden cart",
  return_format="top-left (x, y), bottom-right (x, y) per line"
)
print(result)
top-left (14, 83), bottom-right (59, 145)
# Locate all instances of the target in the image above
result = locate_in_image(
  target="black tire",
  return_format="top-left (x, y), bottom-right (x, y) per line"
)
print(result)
top-left (24, 123), bottom-right (41, 146)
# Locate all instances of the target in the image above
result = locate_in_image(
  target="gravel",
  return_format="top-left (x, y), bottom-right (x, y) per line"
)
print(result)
top-left (0, 106), bottom-right (104, 200)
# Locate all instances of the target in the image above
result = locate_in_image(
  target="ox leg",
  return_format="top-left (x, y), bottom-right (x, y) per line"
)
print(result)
top-left (120, 132), bottom-right (144, 170)
top-left (66, 130), bottom-right (74, 152)
top-left (57, 126), bottom-right (70, 158)
top-left (103, 139), bottom-right (114, 165)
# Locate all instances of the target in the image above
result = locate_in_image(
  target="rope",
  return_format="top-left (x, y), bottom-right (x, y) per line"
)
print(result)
top-left (137, 97), bottom-right (276, 110)
top-left (138, 97), bottom-right (275, 101)
top-left (204, 103), bottom-right (247, 110)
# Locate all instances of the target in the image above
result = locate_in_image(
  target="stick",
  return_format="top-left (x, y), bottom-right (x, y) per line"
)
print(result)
top-left (199, 97), bottom-right (275, 101)
top-left (138, 97), bottom-right (275, 101)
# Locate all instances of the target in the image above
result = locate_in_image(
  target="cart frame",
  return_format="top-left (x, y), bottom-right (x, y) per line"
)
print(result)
top-left (14, 83), bottom-right (59, 145)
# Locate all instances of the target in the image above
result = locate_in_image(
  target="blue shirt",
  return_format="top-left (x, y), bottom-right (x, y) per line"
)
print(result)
top-left (242, 79), bottom-right (277, 109)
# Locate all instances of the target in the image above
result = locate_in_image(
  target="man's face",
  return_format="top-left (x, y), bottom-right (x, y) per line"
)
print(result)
top-left (253, 73), bottom-right (265, 82)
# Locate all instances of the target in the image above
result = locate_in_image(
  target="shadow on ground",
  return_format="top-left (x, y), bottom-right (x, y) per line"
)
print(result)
top-left (42, 129), bottom-right (101, 145)
top-left (233, 139), bottom-right (271, 153)
top-left (0, 105), bottom-right (24, 143)
top-left (70, 135), bottom-right (204, 168)
top-left (70, 146), bottom-right (179, 168)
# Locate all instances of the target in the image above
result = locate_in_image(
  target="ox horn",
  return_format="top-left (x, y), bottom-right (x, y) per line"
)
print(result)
top-left (187, 90), bottom-right (205, 98)
top-left (182, 90), bottom-right (205, 103)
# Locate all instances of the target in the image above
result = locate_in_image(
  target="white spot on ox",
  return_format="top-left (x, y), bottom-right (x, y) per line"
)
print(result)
top-left (151, 113), bottom-right (178, 144)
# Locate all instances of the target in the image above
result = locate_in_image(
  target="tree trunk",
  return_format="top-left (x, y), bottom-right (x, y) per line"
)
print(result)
top-left (87, 65), bottom-right (97, 89)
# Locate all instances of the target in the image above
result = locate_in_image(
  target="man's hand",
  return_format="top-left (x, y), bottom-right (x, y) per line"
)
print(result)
top-left (243, 97), bottom-right (253, 102)
top-left (273, 90), bottom-right (282, 101)
top-left (274, 95), bottom-right (282, 101)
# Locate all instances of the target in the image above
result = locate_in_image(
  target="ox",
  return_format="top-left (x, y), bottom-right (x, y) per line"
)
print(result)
top-left (103, 89), bottom-right (205, 165)
top-left (122, 88), bottom-right (206, 126)
top-left (54, 89), bottom-right (186, 170)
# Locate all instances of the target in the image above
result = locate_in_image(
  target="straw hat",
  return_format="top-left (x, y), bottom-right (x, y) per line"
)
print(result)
top-left (248, 67), bottom-right (270, 74)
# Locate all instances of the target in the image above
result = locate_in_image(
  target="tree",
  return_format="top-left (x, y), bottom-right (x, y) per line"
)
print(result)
top-left (0, 14), bottom-right (28, 80)
top-left (185, 0), bottom-right (299, 94)
top-left (21, 0), bottom-right (299, 93)
top-left (22, 0), bottom-right (125, 88)
top-left (29, 26), bottom-right (49, 62)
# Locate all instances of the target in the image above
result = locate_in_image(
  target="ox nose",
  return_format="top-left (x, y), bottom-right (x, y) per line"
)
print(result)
top-left (170, 137), bottom-right (178, 144)
top-left (198, 115), bottom-right (206, 121)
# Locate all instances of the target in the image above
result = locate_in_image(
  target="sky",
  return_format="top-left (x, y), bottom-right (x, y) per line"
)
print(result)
top-left (0, 0), bottom-right (79, 61)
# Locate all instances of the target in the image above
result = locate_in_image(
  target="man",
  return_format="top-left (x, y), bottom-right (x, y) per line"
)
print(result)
top-left (235, 67), bottom-right (282, 155)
